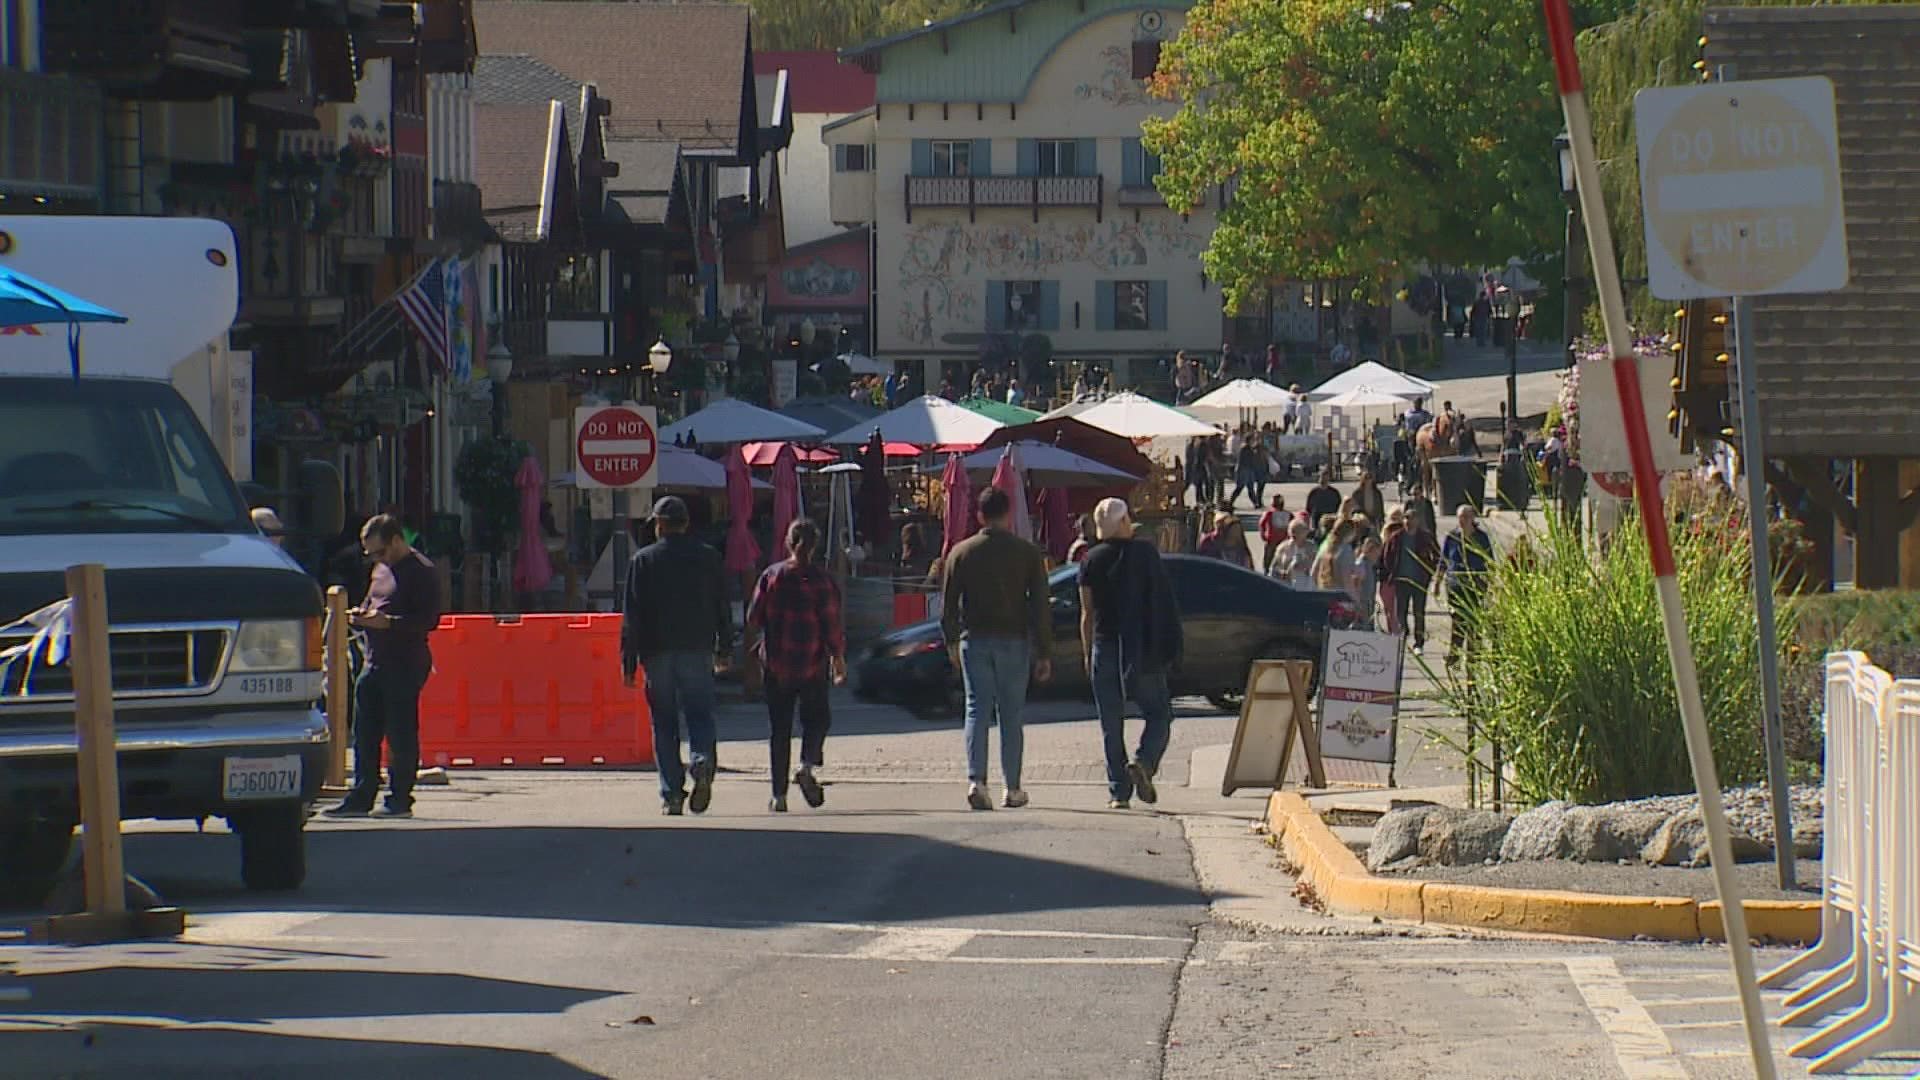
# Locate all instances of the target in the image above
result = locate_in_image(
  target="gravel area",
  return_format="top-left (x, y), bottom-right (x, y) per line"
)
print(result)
top-left (1580, 783), bottom-right (1824, 853)
top-left (1381, 857), bottom-right (1823, 903)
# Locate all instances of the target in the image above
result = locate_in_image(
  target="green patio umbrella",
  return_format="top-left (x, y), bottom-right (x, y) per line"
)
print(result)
top-left (958, 396), bottom-right (1042, 426)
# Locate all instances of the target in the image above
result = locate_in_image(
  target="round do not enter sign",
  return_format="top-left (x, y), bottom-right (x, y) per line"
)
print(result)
top-left (575, 404), bottom-right (658, 489)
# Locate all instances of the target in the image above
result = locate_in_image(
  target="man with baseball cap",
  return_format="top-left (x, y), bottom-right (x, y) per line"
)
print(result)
top-left (622, 495), bottom-right (733, 815)
top-left (1077, 498), bottom-right (1182, 809)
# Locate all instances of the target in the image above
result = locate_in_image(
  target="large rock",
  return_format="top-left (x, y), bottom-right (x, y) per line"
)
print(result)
top-left (1640, 810), bottom-right (1770, 867)
top-left (1563, 806), bottom-right (1670, 863)
top-left (1418, 807), bottom-right (1513, 866)
top-left (1366, 804), bottom-right (1441, 871)
top-left (1499, 801), bottom-right (1573, 862)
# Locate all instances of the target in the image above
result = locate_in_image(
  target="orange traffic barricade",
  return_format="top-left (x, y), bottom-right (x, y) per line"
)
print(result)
top-left (418, 613), bottom-right (655, 767)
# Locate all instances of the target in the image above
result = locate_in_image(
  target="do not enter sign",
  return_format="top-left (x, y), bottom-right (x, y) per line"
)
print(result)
top-left (1635, 76), bottom-right (1849, 300)
top-left (574, 404), bottom-right (658, 489)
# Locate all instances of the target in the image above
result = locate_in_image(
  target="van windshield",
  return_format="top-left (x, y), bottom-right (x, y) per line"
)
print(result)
top-left (0, 378), bottom-right (250, 536)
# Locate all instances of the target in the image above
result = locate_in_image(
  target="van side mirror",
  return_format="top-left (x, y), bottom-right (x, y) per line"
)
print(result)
top-left (296, 460), bottom-right (345, 538)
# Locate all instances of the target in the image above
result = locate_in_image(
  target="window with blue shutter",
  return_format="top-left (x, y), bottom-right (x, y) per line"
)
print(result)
top-left (1122, 139), bottom-right (1144, 187)
top-left (985, 281), bottom-right (1007, 331)
top-left (1038, 281), bottom-right (1060, 330)
top-left (1143, 147), bottom-right (1162, 183)
top-left (1112, 282), bottom-right (1149, 330)
top-left (1075, 138), bottom-right (1097, 177)
top-left (1016, 139), bottom-right (1038, 177)
top-left (1148, 281), bottom-right (1169, 331)
top-left (1095, 284), bottom-right (1115, 331)
top-left (911, 139), bottom-right (932, 177)
top-left (971, 139), bottom-right (992, 175)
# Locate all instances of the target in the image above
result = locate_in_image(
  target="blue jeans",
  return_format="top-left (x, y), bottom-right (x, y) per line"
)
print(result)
top-left (1089, 639), bottom-right (1174, 801)
top-left (644, 650), bottom-right (717, 801)
top-left (959, 636), bottom-right (1031, 789)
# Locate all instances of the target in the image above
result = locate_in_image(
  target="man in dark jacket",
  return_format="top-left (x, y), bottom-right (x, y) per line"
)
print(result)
top-left (1078, 498), bottom-right (1183, 810)
top-left (1384, 511), bottom-right (1441, 654)
top-left (622, 496), bottom-right (733, 816)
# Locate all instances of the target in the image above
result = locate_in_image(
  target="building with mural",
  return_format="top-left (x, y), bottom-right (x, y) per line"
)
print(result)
top-left (833, 0), bottom-right (1221, 397)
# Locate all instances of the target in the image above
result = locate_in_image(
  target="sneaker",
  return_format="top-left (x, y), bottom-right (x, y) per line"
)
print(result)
top-left (1127, 762), bottom-right (1158, 805)
top-left (371, 805), bottom-right (413, 819)
top-left (322, 802), bottom-right (370, 818)
top-left (795, 768), bottom-right (825, 809)
top-left (769, 796), bottom-right (788, 813)
top-left (1002, 788), bottom-right (1029, 809)
top-left (688, 762), bottom-right (714, 814)
top-left (1107, 798), bottom-right (1131, 810)
top-left (966, 783), bottom-right (993, 811)
top-left (662, 795), bottom-right (685, 816)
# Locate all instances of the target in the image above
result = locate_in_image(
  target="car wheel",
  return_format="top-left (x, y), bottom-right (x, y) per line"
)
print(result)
top-left (235, 804), bottom-right (307, 892)
top-left (1212, 640), bottom-right (1320, 712)
top-left (0, 821), bottom-right (74, 903)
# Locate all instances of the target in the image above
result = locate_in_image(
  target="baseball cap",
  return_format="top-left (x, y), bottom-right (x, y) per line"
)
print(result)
top-left (250, 507), bottom-right (285, 535)
top-left (1093, 497), bottom-right (1132, 540)
top-left (651, 495), bottom-right (689, 524)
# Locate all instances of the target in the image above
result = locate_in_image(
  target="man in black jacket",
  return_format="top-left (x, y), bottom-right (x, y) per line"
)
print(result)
top-left (1078, 498), bottom-right (1183, 810)
top-left (622, 496), bottom-right (733, 815)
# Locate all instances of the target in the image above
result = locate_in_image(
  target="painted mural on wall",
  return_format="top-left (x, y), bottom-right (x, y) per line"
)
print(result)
top-left (780, 257), bottom-right (860, 300)
top-left (894, 217), bottom-right (1206, 344)
top-left (1074, 45), bottom-right (1149, 107)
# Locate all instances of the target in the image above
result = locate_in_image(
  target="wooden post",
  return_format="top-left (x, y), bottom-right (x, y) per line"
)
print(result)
top-left (67, 563), bottom-right (124, 917)
top-left (322, 586), bottom-right (350, 793)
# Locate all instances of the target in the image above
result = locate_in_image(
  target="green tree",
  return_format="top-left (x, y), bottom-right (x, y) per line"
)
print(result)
top-left (1144, 0), bottom-right (1626, 315)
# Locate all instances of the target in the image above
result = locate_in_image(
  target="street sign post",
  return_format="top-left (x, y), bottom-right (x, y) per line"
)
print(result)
top-left (575, 404), bottom-right (658, 608)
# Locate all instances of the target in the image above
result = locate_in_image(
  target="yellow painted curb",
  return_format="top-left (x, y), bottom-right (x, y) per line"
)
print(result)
top-left (1700, 899), bottom-right (1822, 945)
top-left (1262, 791), bottom-right (1819, 944)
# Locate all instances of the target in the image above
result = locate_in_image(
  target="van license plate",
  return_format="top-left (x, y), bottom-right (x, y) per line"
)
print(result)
top-left (223, 755), bottom-right (303, 801)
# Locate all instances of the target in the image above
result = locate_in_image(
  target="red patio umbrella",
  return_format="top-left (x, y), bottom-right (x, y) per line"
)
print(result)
top-left (511, 454), bottom-right (553, 596)
top-left (940, 451), bottom-right (976, 557)
top-left (723, 446), bottom-right (760, 575)
top-left (743, 441), bottom-right (837, 467)
top-left (1036, 486), bottom-right (1073, 563)
top-left (769, 442), bottom-right (800, 564)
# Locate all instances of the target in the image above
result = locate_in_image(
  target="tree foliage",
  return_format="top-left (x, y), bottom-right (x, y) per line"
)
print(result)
top-left (1143, 0), bottom-right (1627, 314)
top-left (750, 0), bottom-right (994, 51)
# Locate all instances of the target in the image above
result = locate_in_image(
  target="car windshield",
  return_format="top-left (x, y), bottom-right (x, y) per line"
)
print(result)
top-left (0, 378), bottom-right (250, 536)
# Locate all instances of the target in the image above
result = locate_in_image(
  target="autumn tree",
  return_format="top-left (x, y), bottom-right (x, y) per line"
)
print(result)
top-left (1144, 0), bottom-right (1627, 316)
top-left (750, 0), bottom-right (995, 51)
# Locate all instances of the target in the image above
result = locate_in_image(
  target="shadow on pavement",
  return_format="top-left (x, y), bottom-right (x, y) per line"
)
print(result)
top-left (1, 1020), bottom-right (598, 1077)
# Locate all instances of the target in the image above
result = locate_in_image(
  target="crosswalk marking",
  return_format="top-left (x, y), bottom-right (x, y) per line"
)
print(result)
top-left (850, 928), bottom-right (976, 961)
top-left (1564, 956), bottom-right (1691, 1080)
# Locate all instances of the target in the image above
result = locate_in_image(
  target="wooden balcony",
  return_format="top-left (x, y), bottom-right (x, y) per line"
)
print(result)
top-left (41, 0), bottom-right (253, 99)
top-left (1118, 184), bottom-right (1206, 210)
top-left (905, 174), bottom-right (1103, 224)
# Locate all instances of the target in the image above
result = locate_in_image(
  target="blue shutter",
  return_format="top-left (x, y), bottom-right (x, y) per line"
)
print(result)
top-left (1016, 138), bottom-right (1037, 176)
top-left (1095, 283), bottom-right (1115, 331)
top-left (985, 281), bottom-right (1006, 331)
top-left (1075, 137), bottom-right (1097, 177)
top-left (971, 138), bottom-right (992, 175)
top-left (1039, 281), bottom-right (1060, 331)
top-left (1148, 281), bottom-right (1169, 331)
top-left (1144, 148), bottom-right (1163, 182)
top-left (1122, 139), bottom-right (1143, 187)
top-left (833, 144), bottom-right (847, 171)
top-left (911, 138), bottom-right (932, 176)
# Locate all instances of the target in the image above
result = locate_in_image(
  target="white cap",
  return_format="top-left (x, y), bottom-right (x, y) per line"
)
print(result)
top-left (251, 506), bottom-right (285, 535)
top-left (1093, 497), bottom-right (1132, 540)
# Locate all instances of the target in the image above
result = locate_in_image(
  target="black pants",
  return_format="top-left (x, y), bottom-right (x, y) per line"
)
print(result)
top-left (350, 662), bottom-right (429, 810)
top-left (766, 673), bottom-right (831, 797)
top-left (1451, 589), bottom-right (1485, 657)
top-left (1393, 581), bottom-right (1429, 647)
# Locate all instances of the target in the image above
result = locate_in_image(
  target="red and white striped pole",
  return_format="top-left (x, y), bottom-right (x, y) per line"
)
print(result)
top-left (1541, 2), bottom-right (1776, 1076)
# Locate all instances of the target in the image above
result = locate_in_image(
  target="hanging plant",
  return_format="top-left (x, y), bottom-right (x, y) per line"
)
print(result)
top-left (455, 437), bottom-right (529, 555)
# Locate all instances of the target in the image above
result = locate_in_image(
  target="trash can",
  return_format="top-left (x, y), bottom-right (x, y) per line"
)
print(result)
top-left (1431, 455), bottom-right (1490, 516)
top-left (1497, 449), bottom-right (1531, 513)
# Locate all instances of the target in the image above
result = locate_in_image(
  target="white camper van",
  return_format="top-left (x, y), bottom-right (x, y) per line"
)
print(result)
top-left (0, 216), bottom-right (343, 897)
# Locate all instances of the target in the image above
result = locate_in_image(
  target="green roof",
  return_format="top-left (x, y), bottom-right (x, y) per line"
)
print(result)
top-left (959, 396), bottom-right (1042, 425)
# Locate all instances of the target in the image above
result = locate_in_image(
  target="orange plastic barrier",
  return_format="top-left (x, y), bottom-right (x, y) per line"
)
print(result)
top-left (418, 613), bottom-right (655, 767)
top-left (891, 592), bottom-right (935, 627)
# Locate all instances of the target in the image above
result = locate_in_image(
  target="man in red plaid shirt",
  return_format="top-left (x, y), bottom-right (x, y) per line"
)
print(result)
top-left (746, 519), bottom-right (847, 812)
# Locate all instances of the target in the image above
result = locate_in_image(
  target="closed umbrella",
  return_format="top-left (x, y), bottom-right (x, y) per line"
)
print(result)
top-left (769, 443), bottom-right (800, 564)
top-left (511, 454), bottom-right (553, 596)
top-left (856, 429), bottom-right (892, 548)
top-left (1036, 486), bottom-right (1073, 563)
top-left (723, 446), bottom-right (760, 575)
top-left (940, 451), bottom-right (976, 556)
top-left (990, 443), bottom-right (1032, 541)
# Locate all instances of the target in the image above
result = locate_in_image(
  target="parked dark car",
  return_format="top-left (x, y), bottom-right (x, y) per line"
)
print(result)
top-left (853, 554), bottom-right (1359, 717)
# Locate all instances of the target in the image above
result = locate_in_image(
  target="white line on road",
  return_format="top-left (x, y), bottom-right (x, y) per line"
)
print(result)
top-left (1563, 956), bottom-right (1690, 1080)
top-left (1637, 995), bottom-right (1742, 1008)
top-left (790, 921), bottom-right (1185, 943)
top-left (851, 928), bottom-right (976, 961)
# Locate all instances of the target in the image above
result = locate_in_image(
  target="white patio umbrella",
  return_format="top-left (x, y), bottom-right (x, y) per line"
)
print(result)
top-left (1190, 378), bottom-right (1295, 412)
top-left (1307, 360), bottom-right (1434, 401)
top-left (661, 398), bottom-right (827, 445)
top-left (1065, 391), bottom-right (1217, 440)
top-left (554, 445), bottom-right (772, 492)
top-left (921, 440), bottom-right (1140, 488)
top-left (824, 394), bottom-right (1005, 446)
top-left (1317, 386), bottom-right (1414, 449)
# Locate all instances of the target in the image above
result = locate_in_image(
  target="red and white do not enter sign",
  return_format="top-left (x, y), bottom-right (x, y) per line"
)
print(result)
top-left (574, 404), bottom-right (658, 489)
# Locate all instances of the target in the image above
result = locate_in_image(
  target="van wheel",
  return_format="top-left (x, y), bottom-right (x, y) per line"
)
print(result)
top-left (0, 822), bottom-right (74, 903)
top-left (235, 805), bottom-right (307, 891)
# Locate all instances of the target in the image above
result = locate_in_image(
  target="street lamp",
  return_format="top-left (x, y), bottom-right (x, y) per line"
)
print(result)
top-left (1556, 131), bottom-right (1583, 374)
top-left (486, 336), bottom-right (513, 436)
top-left (799, 318), bottom-right (817, 348)
top-left (722, 331), bottom-right (741, 366)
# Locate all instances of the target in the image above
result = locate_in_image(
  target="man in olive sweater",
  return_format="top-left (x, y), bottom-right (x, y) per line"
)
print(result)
top-left (940, 487), bottom-right (1053, 810)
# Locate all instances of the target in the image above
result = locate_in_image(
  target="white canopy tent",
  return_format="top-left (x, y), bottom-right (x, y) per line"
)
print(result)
top-left (1060, 391), bottom-right (1218, 440)
top-left (1307, 361), bottom-right (1435, 402)
top-left (661, 398), bottom-right (827, 445)
top-left (922, 441), bottom-right (1139, 488)
top-left (1189, 378), bottom-right (1295, 412)
top-left (824, 394), bottom-right (1005, 446)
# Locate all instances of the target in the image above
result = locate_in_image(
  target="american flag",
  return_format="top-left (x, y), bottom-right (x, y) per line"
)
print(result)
top-left (394, 259), bottom-right (448, 373)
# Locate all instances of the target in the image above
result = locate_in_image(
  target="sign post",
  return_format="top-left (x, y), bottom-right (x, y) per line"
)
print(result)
top-left (575, 404), bottom-right (659, 609)
top-left (1636, 72), bottom-right (1849, 894)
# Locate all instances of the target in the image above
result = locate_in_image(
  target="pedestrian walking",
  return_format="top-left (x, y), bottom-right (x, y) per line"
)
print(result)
top-left (1405, 484), bottom-right (1438, 538)
top-left (1067, 513), bottom-right (1097, 565)
top-left (1353, 535), bottom-right (1382, 629)
top-left (1196, 510), bottom-right (1252, 569)
top-left (1185, 437), bottom-right (1211, 508)
top-left (1269, 517), bottom-right (1316, 590)
top-left (746, 519), bottom-right (847, 813)
top-left (1078, 498), bottom-right (1182, 810)
top-left (621, 495), bottom-right (733, 816)
top-left (326, 513), bottom-right (441, 819)
top-left (1377, 509), bottom-right (1406, 632)
top-left (1383, 506), bottom-right (1440, 654)
top-left (1257, 494), bottom-right (1288, 572)
top-left (1312, 519), bottom-right (1360, 600)
top-left (1441, 505), bottom-right (1496, 662)
top-left (1353, 471), bottom-right (1385, 528)
top-left (1305, 470), bottom-right (1342, 527)
top-left (1229, 439), bottom-right (1261, 508)
top-left (940, 487), bottom-right (1053, 810)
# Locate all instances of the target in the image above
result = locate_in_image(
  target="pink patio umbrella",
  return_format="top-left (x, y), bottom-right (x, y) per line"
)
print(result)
top-left (1036, 486), bottom-right (1073, 563)
top-left (940, 451), bottom-right (976, 556)
top-left (511, 454), bottom-right (553, 597)
top-left (990, 443), bottom-right (1032, 541)
top-left (769, 442), bottom-right (800, 564)
top-left (723, 445), bottom-right (761, 575)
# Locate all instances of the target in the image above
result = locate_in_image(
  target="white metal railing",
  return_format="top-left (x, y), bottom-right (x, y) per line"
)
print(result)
top-left (1760, 650), bottom-right (1920, 1072)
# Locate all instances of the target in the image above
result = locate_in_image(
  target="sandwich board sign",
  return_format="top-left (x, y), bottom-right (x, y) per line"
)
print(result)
top-left (1221, 659), bottom-right (1324, 795)
top-left (1316, 629), bottom-right (1404, 772)
top-left (1635, 76), bottom-right (1848, 300)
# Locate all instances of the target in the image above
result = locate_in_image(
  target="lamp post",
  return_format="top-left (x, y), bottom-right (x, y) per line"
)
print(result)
top-left (647, 336), bottom-right (673, 404)
top-left (1556, 131), bottom-right (1582, 373)
top-left (486, 336), bottom-right (513, 437)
